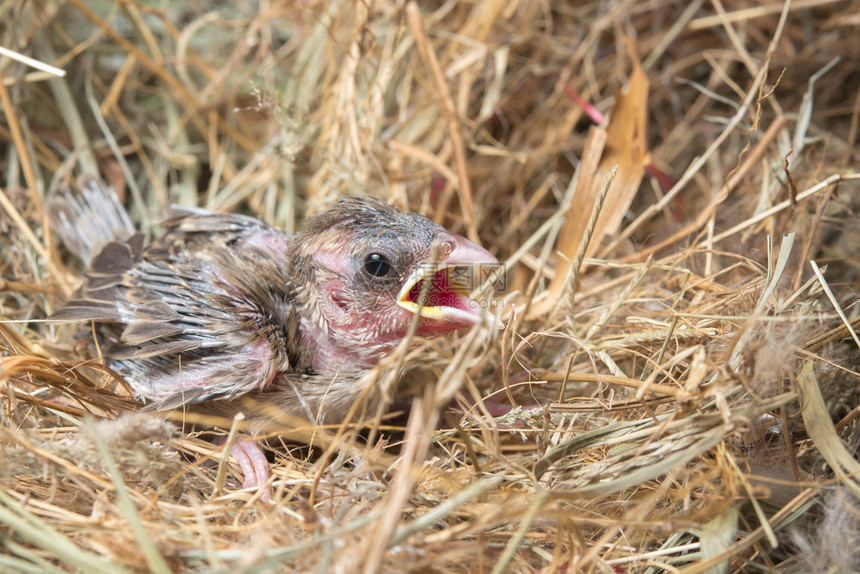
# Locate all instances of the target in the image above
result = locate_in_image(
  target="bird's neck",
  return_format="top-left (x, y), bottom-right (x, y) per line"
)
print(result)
top-left (299, 314), bottom-right (400, 374)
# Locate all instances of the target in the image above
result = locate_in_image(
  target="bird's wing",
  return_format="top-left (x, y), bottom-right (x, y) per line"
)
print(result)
top-left (152, 205), bottom-right (293, 260)
top-left (54, 205), bottom-right (307, 410)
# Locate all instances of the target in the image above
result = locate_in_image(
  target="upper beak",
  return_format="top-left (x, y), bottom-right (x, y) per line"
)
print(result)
top-left (396, 233), bottom-right (499, 328)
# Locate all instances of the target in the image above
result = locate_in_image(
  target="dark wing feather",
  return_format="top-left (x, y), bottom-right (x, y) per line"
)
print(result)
top-left (47, 178), bottom-right (136, 266)
top-left (121, 321), bottom-right (185, 345)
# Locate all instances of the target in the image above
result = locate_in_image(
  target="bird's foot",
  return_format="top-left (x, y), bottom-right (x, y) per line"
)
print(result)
top-left (230, 439), bottom-right (271, 502)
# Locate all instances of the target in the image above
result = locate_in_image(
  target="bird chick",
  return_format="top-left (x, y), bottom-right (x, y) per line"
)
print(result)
top-left (50, 179), bottom-right (498, 500)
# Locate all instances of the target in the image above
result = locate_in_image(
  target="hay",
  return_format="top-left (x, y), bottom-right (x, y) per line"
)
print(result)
top-left (1, 0), bottom-right (859, 571)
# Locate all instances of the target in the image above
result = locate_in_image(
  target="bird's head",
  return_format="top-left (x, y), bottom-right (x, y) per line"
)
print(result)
top-left (292, 196), bottom-right (498, 370)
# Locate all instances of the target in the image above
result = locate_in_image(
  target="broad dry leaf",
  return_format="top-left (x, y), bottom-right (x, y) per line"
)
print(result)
top-left (530, 56), bottom-right (650, 317)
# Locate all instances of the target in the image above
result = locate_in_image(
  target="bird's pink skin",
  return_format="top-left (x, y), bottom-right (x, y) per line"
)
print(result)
top-left (238, 230), bottom-right (290, 257)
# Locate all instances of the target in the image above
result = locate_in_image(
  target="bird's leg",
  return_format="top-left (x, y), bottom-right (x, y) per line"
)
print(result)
top-left (230, 439), bottom-right (271, 502)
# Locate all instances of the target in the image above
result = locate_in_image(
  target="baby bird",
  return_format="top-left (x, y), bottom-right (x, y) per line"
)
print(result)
top-left (50, 178), bottom-right (498, 499)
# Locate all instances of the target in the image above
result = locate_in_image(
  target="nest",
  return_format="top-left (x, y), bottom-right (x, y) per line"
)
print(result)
top-left (1, 1), bottom-right (859, 572)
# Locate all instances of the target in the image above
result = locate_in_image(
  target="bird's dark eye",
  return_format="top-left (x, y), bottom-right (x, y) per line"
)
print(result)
top-left (363, 253), bottom-right (392, 278)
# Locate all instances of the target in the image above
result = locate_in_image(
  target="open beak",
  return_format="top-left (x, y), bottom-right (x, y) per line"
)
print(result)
top-left (396, 233), bottom-right (499, 328)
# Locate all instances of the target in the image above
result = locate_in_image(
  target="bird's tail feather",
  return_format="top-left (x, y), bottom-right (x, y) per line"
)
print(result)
top-left (48, 177), bottom-right (135, 267)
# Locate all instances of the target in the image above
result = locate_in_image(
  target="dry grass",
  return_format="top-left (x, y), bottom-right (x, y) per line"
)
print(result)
top-left (1, 0), bottom-right (859, 572)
